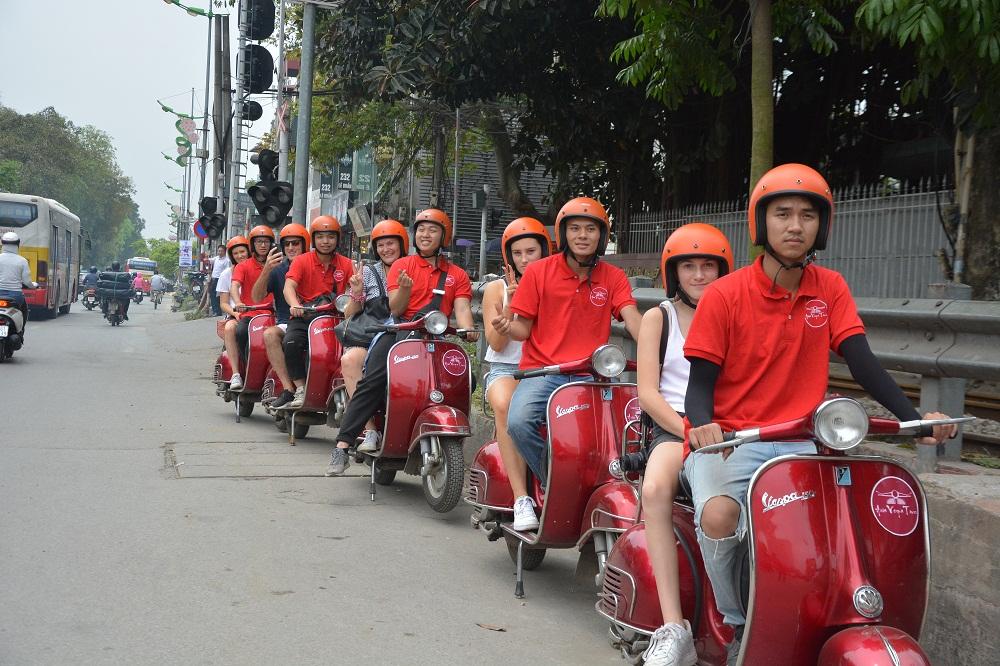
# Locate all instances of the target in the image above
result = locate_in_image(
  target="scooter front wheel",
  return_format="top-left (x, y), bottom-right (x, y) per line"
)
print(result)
top-left (237, 400), bottom-right (254, 418)
top-left (421, 437), bottom-right (464, 513)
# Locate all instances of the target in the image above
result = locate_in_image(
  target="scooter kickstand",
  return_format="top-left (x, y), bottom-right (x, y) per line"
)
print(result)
top-left (288, 412), bottom-right (296, 446)
top-left (369, 462), bottom-right (376, 502)
top-left (235, 394), bottom-right (242, 423)
top-left (515, 540), bottom-right (525, 598)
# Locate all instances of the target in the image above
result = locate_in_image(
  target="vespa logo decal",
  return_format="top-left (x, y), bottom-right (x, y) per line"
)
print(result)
top-left (590, 286), bottom-right (609, 307)
top-left (441, 349), bottom-right (468, 376)
top-left (762, 490), bottom-right (816, 513)
top-left (870, 476), bottom-right (920, 537)
top-left (555, 403), bottom-right (591, 419)
top-left (251, 325), bottom-right (265, 333)
top-left (313, 325), bottom-right (336, 334)
top-left (804, 299), bottom-right (830, 328)
top-left (393, 354), bottom-right (419, 365)
top-left (624, 397), bottom-right (642, 434)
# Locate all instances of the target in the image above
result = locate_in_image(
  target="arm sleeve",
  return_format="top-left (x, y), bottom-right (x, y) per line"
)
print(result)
top-left (839, 333), bottom-right (920, 421)
top-left (609, 267), bottom-right (637, 320)
top-left (684, 358), bottom-right (721, 427)
top-left (453, 268), bottom-right (473, 300)
top-left (21, 261), bottom-right (32, 287)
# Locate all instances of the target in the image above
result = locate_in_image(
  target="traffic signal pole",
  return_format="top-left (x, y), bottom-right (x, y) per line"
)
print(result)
top-left (291, 2), bottom-right (316, 226)
top-left (276, 0), bottom-right (289, 181)
top-left (226, 0), bottom-right (249, 239)
top-left (198, 12), bottom-right (212, 244)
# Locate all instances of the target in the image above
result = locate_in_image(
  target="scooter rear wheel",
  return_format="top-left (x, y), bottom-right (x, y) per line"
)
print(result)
top-left (237, 400), bottom-right (254, 418)
top-left (292, 422), bottom-right (310, 439)
top-left (505, 534), bottom-right (546, 570)
top-left (421, 437), bottom-right (464, 513)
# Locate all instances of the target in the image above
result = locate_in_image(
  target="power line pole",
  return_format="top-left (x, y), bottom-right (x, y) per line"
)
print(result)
top-left (227, 0), bottom-right (249, 238)
top-left (276, 0), bottom-right (290, 181)
top-left (198, 13), bottom-right (213, 237)
top-left (291, 2), bottom-right (316, 225)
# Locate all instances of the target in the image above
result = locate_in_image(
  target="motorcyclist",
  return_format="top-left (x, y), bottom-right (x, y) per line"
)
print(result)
top-left (228, 225), bottom-right (276, 391)
top-left (132, 272), bottom-right (146, 295)
top-left (0, 232), bottom-right (38, 332)
top-left (100, 261), bottom-right (131, 320)
top-left (82, 266), bottom-right (98, 287)
top-left (681, 164), bottom-right (957, 664)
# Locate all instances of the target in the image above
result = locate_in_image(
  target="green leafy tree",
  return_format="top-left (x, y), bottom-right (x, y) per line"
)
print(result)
top-left (148, 238), bottom-right (179, 273)
top-left (0, 159), bottom-right (22, 192)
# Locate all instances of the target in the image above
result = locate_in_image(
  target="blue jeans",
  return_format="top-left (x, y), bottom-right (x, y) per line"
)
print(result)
top-left (506, 373), bottom-right (590, 486)
top-left (683, 441), bottom-right (816, 627)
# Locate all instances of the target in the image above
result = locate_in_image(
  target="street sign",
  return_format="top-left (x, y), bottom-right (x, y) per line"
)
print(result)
top-left (179, 240), bottom-right (193, 267)
top-left (337, 154), bottom-right (353, 190)
top-left (192, 220), bottom-right (208, 240)
top-left (320, 172), bottom-right (333, 199)
top-left (347, 205), bottom-right (372, 237)
top-left (353, 146), bottom-right (373, 192)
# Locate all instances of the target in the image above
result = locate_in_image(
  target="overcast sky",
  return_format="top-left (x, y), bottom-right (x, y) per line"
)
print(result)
top-left (0, 0), bottom-right (274, 239)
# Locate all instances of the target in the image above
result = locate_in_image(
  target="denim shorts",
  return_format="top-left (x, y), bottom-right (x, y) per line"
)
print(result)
top-left (484, 362), bottom-right (520, 395)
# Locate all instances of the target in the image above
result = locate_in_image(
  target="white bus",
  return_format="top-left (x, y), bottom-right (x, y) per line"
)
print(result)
top-left (0, 193), bottom-right (82, 317)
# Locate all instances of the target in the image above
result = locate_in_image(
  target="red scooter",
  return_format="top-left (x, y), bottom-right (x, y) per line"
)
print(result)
top-left (213, 305), bottom-right (274, 421)
top-left (262, 300), bottom-right (348, 444)
top-left (597, 397), bottom-right (972, 665)
top-left (354, 311), bottom-right (475, 513)
top-left (466, 345), bottom-right (640, 598)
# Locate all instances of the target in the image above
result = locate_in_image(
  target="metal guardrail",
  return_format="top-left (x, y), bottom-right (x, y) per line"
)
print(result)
top-left (471, 280), bottom-right (1000, 470)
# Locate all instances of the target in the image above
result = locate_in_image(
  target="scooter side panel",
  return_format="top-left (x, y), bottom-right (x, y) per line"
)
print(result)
top-left (215, 353), bottom-right (232, 383)
top-left (303, 315), bottom-right (342, 410)
top-left (466, 441), bottom-right (514, 510)
top-left (580, 481), bottom-right (638, 539)
top-left (243, 313), bottom-right (275, 392)
top-left (542, 382), bottom-right (637, 548)
top-left (742, 457), bottom-right (929, 666)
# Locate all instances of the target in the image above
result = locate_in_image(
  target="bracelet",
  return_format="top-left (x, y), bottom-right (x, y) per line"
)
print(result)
top-left (350, 291), bottom-right (365, 303)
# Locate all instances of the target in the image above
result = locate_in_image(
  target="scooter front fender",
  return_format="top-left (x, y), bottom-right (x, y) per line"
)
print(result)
top-left (577, 480), bottom-right (638, 548)
top-left (818, 625), bottom-right (930, 666)
top-left (466, 440), bottom-right (514, 511)
top-left (408, 406), bottom-right (471, 452)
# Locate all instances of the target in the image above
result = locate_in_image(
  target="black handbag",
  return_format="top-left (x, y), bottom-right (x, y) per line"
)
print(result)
top-left (334, 265), bottom-right (389, 348)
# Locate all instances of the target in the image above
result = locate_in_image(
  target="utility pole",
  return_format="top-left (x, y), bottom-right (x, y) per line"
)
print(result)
top-left (198, 13), bottom-right (213, 238)
top-left (226, 0), bottom-right (249, 239)
top-left (291, 2), bottom-right (316, 225)
top-left (212, 13), bottom-right (224, 200)
top-left (478, 184), bottom-right (489, 278)
top-left (453, 107), bottom-right (459, 248)
top-left (276, 0), bottom-right (290, 181)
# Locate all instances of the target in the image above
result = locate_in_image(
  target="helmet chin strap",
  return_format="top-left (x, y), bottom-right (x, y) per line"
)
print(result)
top-left (676, 288), bottom-right (697, 309)
top-left (764, 244), bottom-right (816, 292)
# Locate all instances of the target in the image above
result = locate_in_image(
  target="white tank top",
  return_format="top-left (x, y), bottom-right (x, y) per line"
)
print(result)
top-left (658, 300), bottom-right (689, 412)
top-left (484, 279), bottom-right (523, 365)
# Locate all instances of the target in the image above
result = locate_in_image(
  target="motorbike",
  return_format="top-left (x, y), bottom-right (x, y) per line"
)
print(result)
top-left (597, 397), bottom-right (972, 666)
top-left (0, 296), bottom-right (26, 361)
top-left (212, 305), bottom-right (275, 421)
top-left (132, 289), bottom-right (143, 304)
top-left (187, 271), bottom-right (206, 299)
top-left (466, 345), bottom-right (638, 596)
top-left (105, 298), bottom-right (127, 326)
top-left (82, 288), bottom-right (99, 311)
top-left (352, 311), bottom-right (476, 513)
top-left (262, 299), bottom-right (348, 444)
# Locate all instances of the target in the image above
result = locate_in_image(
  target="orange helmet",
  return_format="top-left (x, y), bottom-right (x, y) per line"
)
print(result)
top-left (554, 197), bottom-right (611, 256)
top-left (248, 225), bottom-right (276, 256)
top-left (226, 235), bottom-right (250, 264)
top-left (310, 215), bottom-right (341, 250)
top-left (370, 219), bottom-right (409, 258)
top-left (413, 208), bottom-right (453, 247)
top-left (501, 217), bottom-right (553, 276)
top-left (278, 223), bottom-right (310, 253)
top-left (748, 163), bottom-right (834, 251)
top-left (661, 222), bottom-right (732, 297)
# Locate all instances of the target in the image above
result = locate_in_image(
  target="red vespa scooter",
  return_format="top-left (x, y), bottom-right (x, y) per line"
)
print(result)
top-left (212, 304), bottom-right (274, 422)
top-left (262, 299), bottom-right (349, 444)
top-left (597, 397), bottom-right (972, 665)
top-left (466, 345), bottom-right (641, 598)
top-left (354, 310), bottom-right (475, 513)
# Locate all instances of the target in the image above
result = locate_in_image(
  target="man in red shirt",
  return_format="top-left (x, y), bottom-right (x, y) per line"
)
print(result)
top-left (280, 216), bottom-right (354, 409)
top-left (228, 225), bottom-right (276, 390)
top-left (325, 208), bottom-right (477, 476)
top-left (681, 164), bottom-right (957, 662)
top-left (491, 197), bottom-right (641, 527)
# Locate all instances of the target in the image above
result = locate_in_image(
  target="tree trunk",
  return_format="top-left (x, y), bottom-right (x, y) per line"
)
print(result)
top-left (479, 107), bottom-right (542, 220)
top-left (964, 125), bottom-right (1000, 299)
top-left (748, 0), bottom-right (773, 258)
top-left (430, 118), bottom-right (446, 209)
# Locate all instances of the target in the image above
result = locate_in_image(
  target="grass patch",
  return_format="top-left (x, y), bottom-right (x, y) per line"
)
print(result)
top-left (962, 453), bottom-right (1000, 469)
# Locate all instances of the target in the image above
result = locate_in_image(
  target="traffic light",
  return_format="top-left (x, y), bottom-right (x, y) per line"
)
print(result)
top-left (251, 149), bottom-right (279, 182)
top-left (199, 197), bottom-right (227, 240)
top-left (243, 44), bottom-right (274, 95)
top-left (246, 0), bottom-right (275, 40)
top-left (247, 181), bottom-right (293, 227)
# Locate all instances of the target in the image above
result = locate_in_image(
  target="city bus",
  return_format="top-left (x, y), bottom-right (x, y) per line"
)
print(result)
top-left (0, 193), bottom-right (81, 317)
top-left (125, 257), bottom-right (158, 294)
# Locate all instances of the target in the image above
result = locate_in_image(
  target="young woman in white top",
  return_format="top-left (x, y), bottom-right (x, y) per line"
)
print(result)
top-left (635, 222), bottom-right (732, 666)
top-left (481, 218), bottom-right (554, 531)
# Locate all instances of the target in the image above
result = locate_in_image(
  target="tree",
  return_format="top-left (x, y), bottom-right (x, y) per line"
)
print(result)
top-left (148, 238), bottom-right (179, 272)
top-left (0, 159), bottom-right (22, 192)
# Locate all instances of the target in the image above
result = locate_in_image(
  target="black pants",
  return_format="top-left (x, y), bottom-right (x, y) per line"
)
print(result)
top-left (336, 332), bottom-right (395, 445)
top-left (235, 317), bottom-right (251, 363)
top-left (208, 278), bottom-right (221, 314)
top-left (283, 317), bottom-right (311, 381)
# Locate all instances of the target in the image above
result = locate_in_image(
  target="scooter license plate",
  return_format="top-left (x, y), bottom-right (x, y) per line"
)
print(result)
top-left (0, 325), bottom-right (8, 337)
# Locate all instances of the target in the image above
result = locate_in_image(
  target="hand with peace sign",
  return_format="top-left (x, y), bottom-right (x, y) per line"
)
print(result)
top-left (348, 260), bottom-right (364, 299)
top-left (503, 265), bottom-right (518, 298)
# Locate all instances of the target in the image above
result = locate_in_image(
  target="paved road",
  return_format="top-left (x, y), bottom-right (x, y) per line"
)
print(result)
top-left (0, 301), bottom-right (620, 665)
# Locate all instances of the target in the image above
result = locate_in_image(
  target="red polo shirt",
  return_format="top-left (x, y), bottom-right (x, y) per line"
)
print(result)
top-left (231, 257), bottom-right (272, 319)
top-left (286, 251), bottom-right (353, 304)
top-left (510, 254), bottom-right (636, 369)
top-left (387, 255), bottom-right (472, 320)
top-left (683, 255), bottom-right (865, 454)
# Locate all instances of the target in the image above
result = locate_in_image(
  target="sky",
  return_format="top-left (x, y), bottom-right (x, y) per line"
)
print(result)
top-left (0, 0), bottom-right (274, 239)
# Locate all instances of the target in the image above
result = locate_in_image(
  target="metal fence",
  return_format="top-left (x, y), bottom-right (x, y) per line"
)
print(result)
top-left (629, 180), bottom-right (954, 298)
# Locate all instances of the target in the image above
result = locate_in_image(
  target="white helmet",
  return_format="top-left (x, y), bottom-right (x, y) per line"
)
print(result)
top-left (1, 232), bottom-right (20, 245)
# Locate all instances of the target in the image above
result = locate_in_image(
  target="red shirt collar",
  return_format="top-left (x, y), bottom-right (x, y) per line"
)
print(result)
top-left (751, 254), bottom-right (817, 300)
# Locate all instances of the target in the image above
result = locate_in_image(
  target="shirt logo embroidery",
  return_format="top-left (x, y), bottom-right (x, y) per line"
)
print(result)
top-left (445, 274), bottom-right (456, 287)
top-left (590, 286), bottom-right (609, 307)
top-left (804, 299), bottom-right (829, 328)
top-left (334, 270), bottom-right (345, 282)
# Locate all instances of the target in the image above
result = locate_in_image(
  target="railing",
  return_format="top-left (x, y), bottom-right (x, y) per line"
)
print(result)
top-left (471, 280), bottom-right (1000, 470)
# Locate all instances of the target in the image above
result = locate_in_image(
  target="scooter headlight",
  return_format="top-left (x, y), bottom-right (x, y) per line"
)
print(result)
top-left (813, 397), bottom-right (868, 451)
top-left (423, 310), bottom-right (448, 335)
top-left (591, 345), bottom-right (626, 379)
top-left (334, 293), bottom-right (351, 313)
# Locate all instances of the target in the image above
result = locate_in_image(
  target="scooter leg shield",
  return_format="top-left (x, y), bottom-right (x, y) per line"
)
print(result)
top-left (818, 626), bottom-right (930, 666)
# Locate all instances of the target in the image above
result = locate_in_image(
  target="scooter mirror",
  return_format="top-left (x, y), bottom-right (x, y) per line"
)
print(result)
top-left (424, 310), bottom-right (449, 335)
top-left (334, 294), bottom-right (351, 313)
top-left (812, 397), bottom-right (868, 450)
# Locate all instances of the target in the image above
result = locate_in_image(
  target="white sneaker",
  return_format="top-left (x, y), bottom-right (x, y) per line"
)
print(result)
top-left (285, 385), bottom-right (305, 410)
top-left (512, 495), bottom-right (539, 531)
top-left (357, 430), bottom-right (381, 453)
top-left (641, 620), bottom-right (697, 666)
top-left (229, 373), bottom-right (243, 390)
